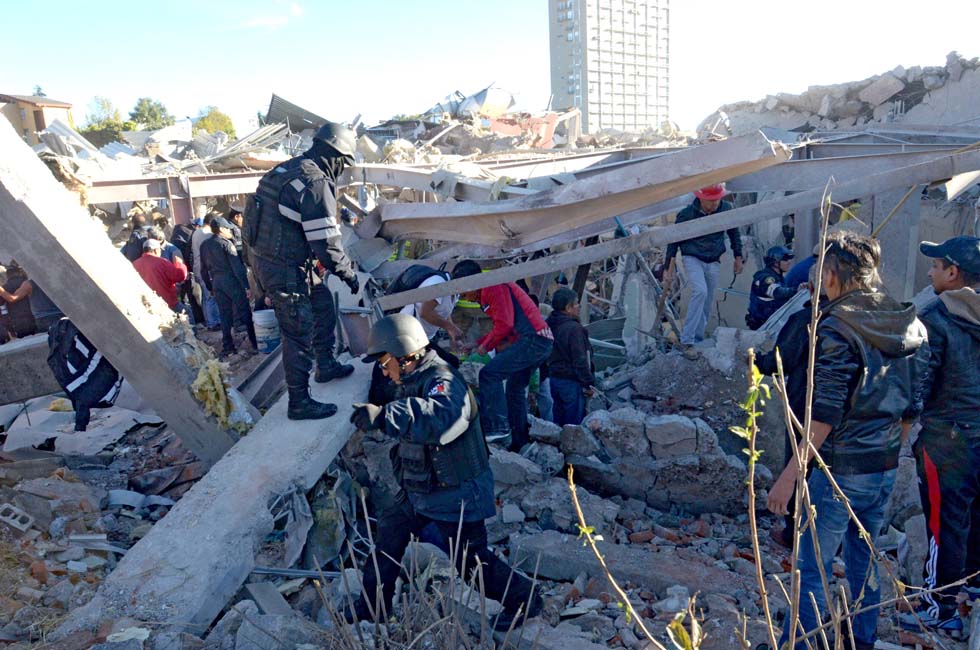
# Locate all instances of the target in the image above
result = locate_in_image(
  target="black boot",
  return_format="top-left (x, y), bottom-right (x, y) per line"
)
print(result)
top-left (315, 357), bottom-right (354, 383)
top-left (287, 386), bottom-right (337, 420)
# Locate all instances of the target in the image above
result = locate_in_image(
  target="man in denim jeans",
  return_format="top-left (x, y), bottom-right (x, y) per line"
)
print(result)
top-left (453, 260), bottom-right (553, 452)
top-left (663, 184), bottom-right (744, 353)
top-left (768, 232), bottom-right (928, 650)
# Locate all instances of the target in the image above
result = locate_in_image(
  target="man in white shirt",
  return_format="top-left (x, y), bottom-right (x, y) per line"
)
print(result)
top-left (399, 273), bottom-right (462, 341)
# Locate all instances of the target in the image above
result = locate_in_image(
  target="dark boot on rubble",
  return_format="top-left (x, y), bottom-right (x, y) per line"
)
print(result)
top-left (287, 385), bottom-right (337, 420)
top-left (315, 357), bottom-right (354, 383)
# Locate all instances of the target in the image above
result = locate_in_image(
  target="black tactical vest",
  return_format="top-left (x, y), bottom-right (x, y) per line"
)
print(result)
top-left (244, 159), bottom-right (324, 266)
top-left (396, 367), bottom-right (489, 495)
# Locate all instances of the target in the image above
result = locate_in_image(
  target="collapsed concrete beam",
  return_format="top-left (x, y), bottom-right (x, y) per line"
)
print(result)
top-left (379, 132), bottom-right (793, 247)
top-left (0, 120), bottom-right (240, 464)
top-left (53, 364), bottom-right (369, 639)
top-left (376, 147), bottom-right (980, 311)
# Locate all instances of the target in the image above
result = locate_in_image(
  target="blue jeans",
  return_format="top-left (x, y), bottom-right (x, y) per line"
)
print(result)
top-left (536, 376), bottom-right (554, 422)
top-left (199, 281), bottom-right (221, 328)
top-left (551, 376), bottom-right (586, 426)
top-left (779, 468), bottom-right (896, 649)
top-left (680, 256), bottom-right (720, 345)
top-left (479, 335), bottom-right (552, 448)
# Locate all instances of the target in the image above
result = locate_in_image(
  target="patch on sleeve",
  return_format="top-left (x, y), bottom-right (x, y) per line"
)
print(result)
top-left (428, 382), bottom-right (448, 397)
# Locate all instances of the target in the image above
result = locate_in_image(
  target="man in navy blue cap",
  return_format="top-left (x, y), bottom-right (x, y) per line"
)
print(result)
top-left (900, 235), bottom-right (980, 636)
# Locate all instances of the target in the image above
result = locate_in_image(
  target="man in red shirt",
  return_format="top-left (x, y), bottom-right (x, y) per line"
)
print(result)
top-left (133, 239), bottom-right (188, 311)
top-left (453, 260), bottom-right (553, 451)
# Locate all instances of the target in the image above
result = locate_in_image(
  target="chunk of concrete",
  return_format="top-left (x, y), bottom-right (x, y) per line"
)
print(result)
top-left (583, 408), bottom-right (649, 458)
top-left (644, 415), bottom-right (698, 458)
top-left (858, 74), bottom-right (906, 106)
top-left (511, 530), bottom-right (747, 597)
top-left (560, 425), bottom-right (603, 458)
top-left (0, 334), bottom-right (61, 405)
top-left (489, 447), bottom-right (544, 486)
top-left (234, 614), bottom-right (324, 650)
top-left (519, 478), bottom-right (619, 535)
top-left (528, 415), bottom-right (561, 445)
top-left (520, 442), bottom-right (565, 477)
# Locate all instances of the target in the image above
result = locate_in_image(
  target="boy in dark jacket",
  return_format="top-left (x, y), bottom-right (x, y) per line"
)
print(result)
top-left (769, 232), bottom-right (928, 650)
top-left (899, 236), bottom-right (980, 635)
top-left (546, 288), bottom-right (594, 426)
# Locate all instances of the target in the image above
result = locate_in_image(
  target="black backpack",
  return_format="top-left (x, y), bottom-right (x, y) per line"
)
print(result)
top-left (121, 228), bottom-right (148, 262)
top-left (387, 263), bottom-right (449, 296)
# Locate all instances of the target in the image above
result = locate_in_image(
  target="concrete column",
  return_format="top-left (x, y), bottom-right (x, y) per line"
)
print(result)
top-left (0, 119), bottom-right (239, 464)
top-left (873, 188), bottom-right (921, 301)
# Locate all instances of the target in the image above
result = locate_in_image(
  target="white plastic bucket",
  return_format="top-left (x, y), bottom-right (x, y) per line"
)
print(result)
top-left (253, 310), bottom-right (280, 353)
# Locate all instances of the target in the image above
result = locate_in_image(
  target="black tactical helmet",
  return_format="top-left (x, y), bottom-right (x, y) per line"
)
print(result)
top-left (765, 245), bottom-right (794, 266)
top-left (313, 121), bottom-right (356, 158)
top-left (363, 313), bottom-right (430, 362)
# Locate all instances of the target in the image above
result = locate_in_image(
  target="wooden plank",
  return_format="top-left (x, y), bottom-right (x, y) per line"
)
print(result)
top-left (378, 132), bottom-right (793, 247)
top-left (376, 147), bottom-right (980, 311)
top-left (245, 582), bottom-right (295, 616)
top-left (0, 119), bottom-right (240, 465)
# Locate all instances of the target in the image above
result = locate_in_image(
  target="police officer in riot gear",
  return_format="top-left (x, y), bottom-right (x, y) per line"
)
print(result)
top-left (244, 121), bottom-right (360, 420)
top-left (346, 314), bottom-right (541, 630)
top-left (746, 245), bottom-right (798, 330)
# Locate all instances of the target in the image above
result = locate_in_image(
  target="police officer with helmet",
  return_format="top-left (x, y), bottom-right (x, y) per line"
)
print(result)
top-left (244, 121), bottom-right (361, 420)
top-left (746, 245), bottom-right (798, 330)
top-left (346, 314), bottom-right (541, 630)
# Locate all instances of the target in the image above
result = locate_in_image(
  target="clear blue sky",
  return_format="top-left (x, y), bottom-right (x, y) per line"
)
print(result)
top-left (2, 0), bottom-right (978, 135)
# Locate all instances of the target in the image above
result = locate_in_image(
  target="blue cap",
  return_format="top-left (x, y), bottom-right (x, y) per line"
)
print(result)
top-left (193, 216), bottom-right (205, 226)
top-left (919, 236), bottom-right (980, 275)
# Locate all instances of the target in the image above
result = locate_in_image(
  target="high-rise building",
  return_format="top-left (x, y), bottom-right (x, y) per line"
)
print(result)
top-left (549, 0), bottom-right (669, 134)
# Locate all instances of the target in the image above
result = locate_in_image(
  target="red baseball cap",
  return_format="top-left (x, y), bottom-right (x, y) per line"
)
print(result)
top-left (694, 183), bottom-right (729, 201)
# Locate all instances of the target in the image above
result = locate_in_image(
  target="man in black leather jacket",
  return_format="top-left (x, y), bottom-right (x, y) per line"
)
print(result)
top-left (347, 314), bottom-right (541, 631)
top-left (769, 232), bottom-right (928, 650)
top-left (900, 236), bottom-right (980, 635)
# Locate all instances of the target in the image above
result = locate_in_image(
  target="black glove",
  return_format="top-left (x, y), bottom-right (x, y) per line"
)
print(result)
top-left (345, 274), bottom-right (360, 295)
top-left (350, 403), bottom-right (382, 431)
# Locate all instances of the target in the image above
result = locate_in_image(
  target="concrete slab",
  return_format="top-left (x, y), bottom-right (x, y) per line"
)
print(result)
top-left (0, 334), bottom-right (61, 405)
top-left (52, 362), bottom-right (369, 640)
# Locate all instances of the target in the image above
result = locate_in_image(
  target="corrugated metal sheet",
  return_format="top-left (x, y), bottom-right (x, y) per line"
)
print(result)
top-left (43, 119), bottom-right (99, 155)
top-left (265, 94), bottom-right (327, 130)
top-left (100, 142), bottom-right (137, 158)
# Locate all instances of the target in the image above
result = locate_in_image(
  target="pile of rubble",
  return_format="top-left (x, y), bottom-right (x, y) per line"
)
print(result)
top-left (0, 418), bottom-right (205, 644)
top-left (699, 51), bottom-right (980, 137)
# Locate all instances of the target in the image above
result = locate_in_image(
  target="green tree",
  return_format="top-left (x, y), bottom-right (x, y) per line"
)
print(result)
top-left (194, 106), bottom-right (236, 139)
top-left (33, 85), bottom-right (46, 97)
top-left (129, 97), bottom-right (175, 130)
top-left (80, 96), bottom-right (135, 147)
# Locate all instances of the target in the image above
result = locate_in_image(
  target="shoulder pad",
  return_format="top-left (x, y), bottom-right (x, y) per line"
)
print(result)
top-left (298, 159), bottom-right (326, 180)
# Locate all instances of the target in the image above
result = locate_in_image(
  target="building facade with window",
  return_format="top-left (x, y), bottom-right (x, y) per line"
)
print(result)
top-left (549, 0), bottom-right (669, 134)
top-left (0, 94), bottom-right (74, 145)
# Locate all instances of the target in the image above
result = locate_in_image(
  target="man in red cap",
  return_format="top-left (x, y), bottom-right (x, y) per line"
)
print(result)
top-left (663, 183), bottom-right (743, 350)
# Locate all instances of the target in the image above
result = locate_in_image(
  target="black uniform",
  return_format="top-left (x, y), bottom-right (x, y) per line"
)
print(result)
top-left (354, 350), bottom-right (537, 624)
top-left (747, 266), bottom-right (797, 329)
top-left (200, 235), bottom-right (256, 354)
top-left (246, 145), bottom-right (357, 392)
top-left (47, 319), bottom-right (122, 431)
